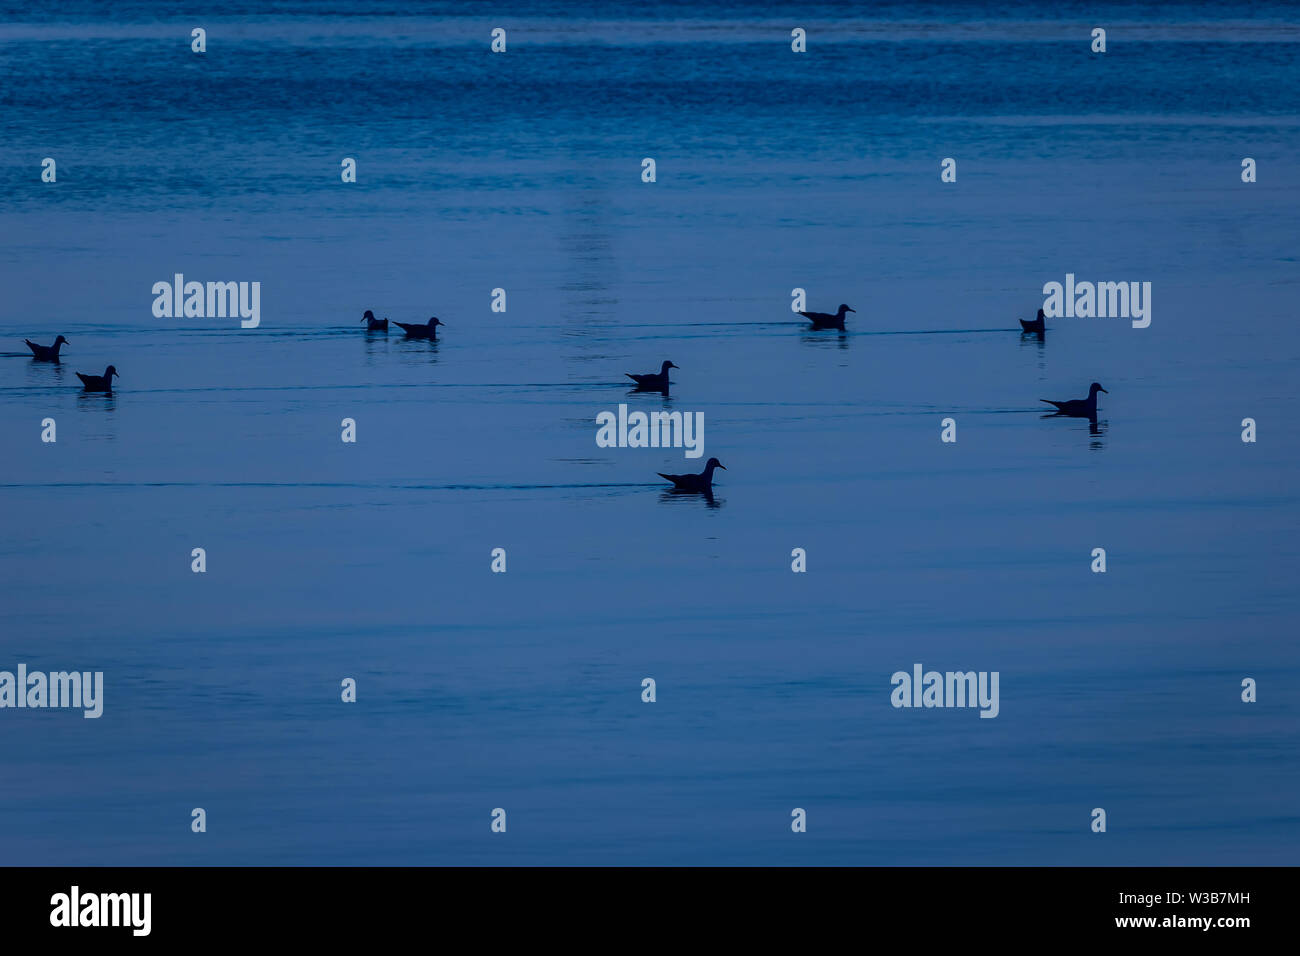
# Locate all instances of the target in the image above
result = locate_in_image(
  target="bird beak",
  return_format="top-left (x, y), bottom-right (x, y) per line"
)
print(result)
top-left (1100, 388), bottom-right (1108, 393)
top-left (847, 308), bottom-right (856, 313)
top-left (718, 464), bottom-right (727, 470)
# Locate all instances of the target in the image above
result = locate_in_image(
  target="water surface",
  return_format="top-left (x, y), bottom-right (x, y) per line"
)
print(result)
top-left (1, 1), bottom-right (1298, 864)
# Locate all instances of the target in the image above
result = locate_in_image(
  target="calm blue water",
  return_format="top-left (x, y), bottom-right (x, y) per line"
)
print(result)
top-left (1, 1), bottom-right (1299, 864)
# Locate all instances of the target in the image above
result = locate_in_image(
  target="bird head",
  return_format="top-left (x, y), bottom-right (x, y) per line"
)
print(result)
top-left (55, 335), bottom-right (68, 346)
top-left (662, 361), bottom-right (678, 371)
top-left (1090, 382), bottom-right (1107, 394)
top-left (1036, 309), bottom-right (1046, 319)
top-left (706, 457), bottom-right (726, 471)
top-left (363, 310), bottom-right (376, 322)
top-left (839, 304), bottom-right (855, 315)
top-left (106, 366), bottom-right (119, 378)
top-left (429, 317), bottom-right (444, 327)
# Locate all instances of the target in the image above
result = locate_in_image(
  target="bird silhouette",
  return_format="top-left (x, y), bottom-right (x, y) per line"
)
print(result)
top-left (1042, 382), bottom-right (1107, 417)
top-left (799, 303), bottom-right (855, 330)
top-left (658, 457), bottom-right (726, 492)
top-left (76, 365), bottom-right (118, 392)
top-left (1020, 308), bottom-right (1046, 333)
top-left (25, 336), bottom-right (68, 361)
top-left (394, 317), bottom-right (444, 339)
top-left (361, 310), bottom-right (388, 331)
top-left (626, 360), bottom-right (677, 391)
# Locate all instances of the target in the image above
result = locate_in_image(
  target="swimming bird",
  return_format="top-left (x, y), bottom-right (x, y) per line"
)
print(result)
top-left (25, 335), bottom-right (68, 361)
top-left (76, 365), bottom-right (118, 392)
top-left (800, 303), bottom-right (855, 330)
top-left (1041, 382), bottom-right (1107, 417)
top-left (1020, 308), bottom-right (1046, 333)
top-left (394, 317), bottom-right (444, 339)
top-left (626, 360), bottom-right (677, 390)
top-left (361, 310), bottom-right (388, 331)
top-left (658, 457), bottom-right (726, 492)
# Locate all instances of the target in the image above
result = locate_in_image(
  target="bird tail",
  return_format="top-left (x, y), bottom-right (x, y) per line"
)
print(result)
top-left (656, 473), bottom-right (672, 481)
top-left (1041, 399), bottom-right (1062, 409)
top-left (626, 374), bottom-right (638, 382)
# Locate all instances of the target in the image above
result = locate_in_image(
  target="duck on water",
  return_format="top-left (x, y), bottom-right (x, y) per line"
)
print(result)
top-left (25, 336), bottom-right (68, 361)
top-left (626, 360), bottom-right (677, 391)
top-left (77, 366), bottom-right (118, 393)
top-left (1020, 309), bottom-right (1046, 333)
top-left (800, 304), bottom-right (854, 330)
top-left (1042, 382), bottom-right (1107, 418)
top-left (394, 317), bottom-right (444, 339)
top-left (658, 457), bottom-right (726, 493)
